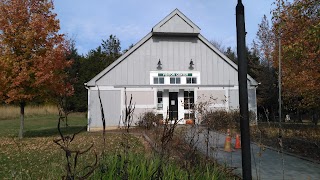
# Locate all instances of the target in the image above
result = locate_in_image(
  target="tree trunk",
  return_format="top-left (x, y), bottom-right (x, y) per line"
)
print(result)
top-left (18, 102), bottom-right (25, 139)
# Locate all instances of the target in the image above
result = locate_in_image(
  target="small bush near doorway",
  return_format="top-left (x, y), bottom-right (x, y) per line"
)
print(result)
top-left (136, 112), bottom-right (162, 129)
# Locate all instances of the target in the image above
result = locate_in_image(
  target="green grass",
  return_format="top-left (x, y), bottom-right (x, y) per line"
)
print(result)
top-left (92, 153), bottom-right (229, 179)
top-left (0, 113), bottom-right (90, 178)
top-left (0, 113), bottom-right (87, 137)
top-left (0, 132), bottom-right (146, 179)
top-left (0, 114), bottom-right (232, 179)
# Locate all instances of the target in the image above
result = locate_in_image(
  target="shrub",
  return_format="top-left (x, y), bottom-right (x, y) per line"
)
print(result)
top-left (202, 110), bottom-right (240, 131)
top-left (136, 112), bottom-right (160, 129)
top-left (202, 110), bottom-right (257, 131)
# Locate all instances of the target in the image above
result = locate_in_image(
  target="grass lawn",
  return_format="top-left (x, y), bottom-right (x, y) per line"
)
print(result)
top-left (0, 132), bottom-right (147, 179)
top-left (0, 114), bottom-right (233, 179)
top-left (0, 113), bottom-right (150, 179)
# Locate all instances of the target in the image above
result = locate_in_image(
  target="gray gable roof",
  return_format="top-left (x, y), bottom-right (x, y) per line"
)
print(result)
top-left (86, 9), bottom-right (258, 87)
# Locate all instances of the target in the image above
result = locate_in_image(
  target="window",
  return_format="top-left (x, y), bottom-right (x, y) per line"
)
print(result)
top-left (157, 91), bottom-right (163, 110)
top-left (184, 91), bottom-right (194, 109)
top-left (154, 77), bottom-right (164, 84)
top-left (186, 77), bottom-right (197, 84)
top-left (170, 77), bottom-right (181, 84)
top-left (184, 112), bottom-right (194, 119)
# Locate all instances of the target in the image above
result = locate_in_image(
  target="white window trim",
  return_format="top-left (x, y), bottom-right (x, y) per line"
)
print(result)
top-left (153, 77), bottom-right (165, 84)
top-left (169, 77), bottom-right (181, 84)
top-left (186, 77), bottom-right (198, 84)
top-left (150, 71), bottom-right (200, 85)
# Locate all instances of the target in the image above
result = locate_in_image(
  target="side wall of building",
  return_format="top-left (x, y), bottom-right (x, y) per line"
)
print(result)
top-left (123, 89), bottom-right (156, 126)
top-left (88, 90), bottom-right (121, 130)
top-left (88, 88), bottom-right (157, 130)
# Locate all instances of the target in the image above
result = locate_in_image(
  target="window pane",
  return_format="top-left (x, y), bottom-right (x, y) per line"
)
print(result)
top-left (185, 91), bottom-right (192, 97)
top-left (184, 113), bottom-right (194, 119)
top-left (170, 77), bottom-right (175, 84)
top-left (190, 113), bottom-right (195, 119)
top-left (192, 77), bottom-right (197, 84)
top-left (186, 77), bottom-right (191, 84)
top-left (176, 77), bottom-right (181, 84)
top-left (184, 99), bottom-right (188, 109)
top-left (157, 91), bottom-right (163, 110)
top-left (159, 77), bottom-right (164, 84)
top-left (190, 97), bottom-right (194, 104)
top-left (154, 77), bottom-right (158, 84)
top-left (184, 113), bottom-right (190, 119)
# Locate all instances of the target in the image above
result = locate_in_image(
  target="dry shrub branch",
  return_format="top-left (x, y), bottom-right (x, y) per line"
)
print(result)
top-left (53, 107), bottom-right (97, 180)
top-left (152, 109), bottom-right (180, 180)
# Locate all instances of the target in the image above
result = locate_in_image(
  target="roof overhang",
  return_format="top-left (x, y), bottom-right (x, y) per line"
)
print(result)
top-left (152, 32), bottom-right (199, 37)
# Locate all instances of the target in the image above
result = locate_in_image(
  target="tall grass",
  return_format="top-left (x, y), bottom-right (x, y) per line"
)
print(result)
top-left (92, 153), bottom-right (228, 179)
top-left (0, 105), bottom-right (58, 120)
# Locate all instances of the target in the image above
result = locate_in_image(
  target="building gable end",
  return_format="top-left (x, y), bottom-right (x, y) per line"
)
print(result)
top-left (86, 9), bottom-right (258, 87)
top-left (152, 9), bottom-right (200, 34)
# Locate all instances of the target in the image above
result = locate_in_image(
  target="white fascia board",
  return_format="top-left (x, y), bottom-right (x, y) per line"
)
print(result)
top-left (198, 34), bottom-right (258, 86)
top-left (86, 32), bottom-right (153, 86)
top-left (89, 86), bottom-right (118, 91)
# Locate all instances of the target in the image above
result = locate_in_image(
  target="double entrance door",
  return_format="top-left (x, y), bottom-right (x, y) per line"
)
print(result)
top-left (160, 90), bottom-right (194, 121)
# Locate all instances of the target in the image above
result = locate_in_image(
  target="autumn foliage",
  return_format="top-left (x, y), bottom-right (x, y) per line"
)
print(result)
top-left (0, 0), bottom-right (73, 103)
top-left (272, 0), bottom-right (320, 110)
top-left (0, 0), bottom-right (73, 138)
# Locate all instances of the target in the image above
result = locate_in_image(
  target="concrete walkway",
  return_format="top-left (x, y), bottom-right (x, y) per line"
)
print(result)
top-left (185, 127), bottom-right (320, 179)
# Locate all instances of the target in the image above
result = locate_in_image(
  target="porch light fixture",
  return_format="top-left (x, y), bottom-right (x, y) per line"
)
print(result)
top-left (189, 59), bottom-right (194, 70)
top-left (157, 59), bottom-right (162, 70)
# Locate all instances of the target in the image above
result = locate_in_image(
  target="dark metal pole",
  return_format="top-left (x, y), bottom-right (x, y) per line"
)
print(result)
top-left (236, 0), bottom-right (252, 179)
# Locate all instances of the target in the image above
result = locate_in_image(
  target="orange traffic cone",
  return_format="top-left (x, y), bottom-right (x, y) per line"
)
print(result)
top-left (235, 134), bottom-right (241, 149)
top-left (224, 129), bottom-right (232, 152)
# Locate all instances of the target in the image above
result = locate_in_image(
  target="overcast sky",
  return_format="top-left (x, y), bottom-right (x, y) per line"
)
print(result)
top-left (53, 0), bottom-right (276, 55)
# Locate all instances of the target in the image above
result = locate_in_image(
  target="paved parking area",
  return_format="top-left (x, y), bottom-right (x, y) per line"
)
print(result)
top-left (185, 127), bottom-right (320, 179)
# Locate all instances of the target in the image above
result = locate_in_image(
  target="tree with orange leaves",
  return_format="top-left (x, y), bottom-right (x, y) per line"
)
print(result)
top-left (272, 0), bottom-right (319, 120)
top-left (0, 0), bottom-right (73, 138)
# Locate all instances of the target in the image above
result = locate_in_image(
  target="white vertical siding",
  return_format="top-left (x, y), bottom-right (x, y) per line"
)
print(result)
top-left (88, 90), bottom-right (121, 129)
top-left (229, 89), bottom-right (240, 110)
top-left (96, 36), bottom-right (239, 86)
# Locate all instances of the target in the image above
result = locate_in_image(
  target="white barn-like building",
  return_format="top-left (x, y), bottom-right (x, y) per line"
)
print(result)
top-left (86, 9), bottom-right (258, 131)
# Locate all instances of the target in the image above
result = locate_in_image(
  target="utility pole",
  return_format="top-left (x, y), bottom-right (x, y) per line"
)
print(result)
top-left (236, 0), bottom-right (252, 179)
top-left (278, 1), bottom-right (282, 129)
top-left (279, 34), bottom-right (282, 126)
top-left (277, 3), bottom-right (284, 179)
